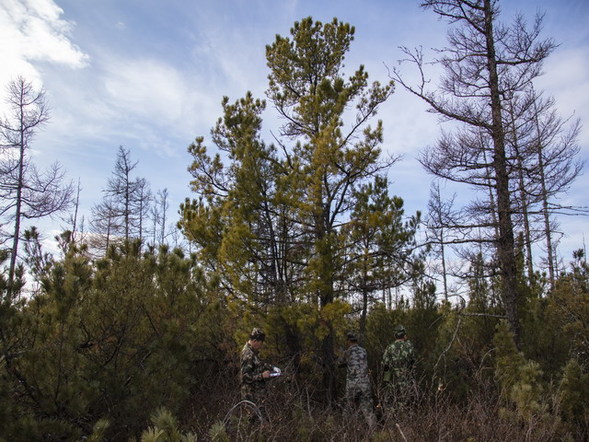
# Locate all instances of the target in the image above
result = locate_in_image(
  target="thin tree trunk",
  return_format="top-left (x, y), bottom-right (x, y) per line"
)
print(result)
top-left (8, 107), bottom-right (26, 294)
top-left (485, 0), bottom-right (520, 345)
top-left (532, 100), bottom-right (556, 289)
top-left (507, 102), bottom-right (534, 282)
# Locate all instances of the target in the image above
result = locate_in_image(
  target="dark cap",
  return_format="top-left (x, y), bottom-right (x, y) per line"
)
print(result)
top-left (346, 331), bottom-right (358, 342)
top-left (250, 328), bottom-right (266, 341)
top-left (395, 324), bottom-right (407, 338)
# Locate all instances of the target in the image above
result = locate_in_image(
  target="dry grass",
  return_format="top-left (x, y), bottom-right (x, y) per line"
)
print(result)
top-left (181, 370), bottom-right (586, 442)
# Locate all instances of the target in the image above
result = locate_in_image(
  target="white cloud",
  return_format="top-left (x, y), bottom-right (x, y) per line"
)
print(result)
top-left (27, 51), bottom-right (220, 161)
top-left (103, 59), bottom-right (188, 120)
top-left (0, 0), bottom-right (89, 106)
top-left (100, 56), bottom-right (218, 138)
top-left (537, 47), bottom-right (589, 145)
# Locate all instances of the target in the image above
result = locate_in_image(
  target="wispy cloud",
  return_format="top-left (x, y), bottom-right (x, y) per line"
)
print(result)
top-left (97, 55), bottom-right (218, 152)
top-left (103, 58), bottom-right (194, 122)
top-left (1, 0), bottom-right (587, 264)
top-left (0, 0), bottom-right (89, 106)
top-left (538, 47), bottom-right (589, 144)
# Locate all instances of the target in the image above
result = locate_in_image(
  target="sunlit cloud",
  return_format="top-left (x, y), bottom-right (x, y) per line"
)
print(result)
top-left (0, 0), bottom-right (586, 266)
top-left (0, 0), bottom-right (89, 109)
top-left (538, 47), bottom-right (589, 144)
top-left (89, 55), bottom-right (218, 156)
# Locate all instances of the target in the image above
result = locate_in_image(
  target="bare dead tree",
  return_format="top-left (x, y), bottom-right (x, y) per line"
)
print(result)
top-left (425, 181), bottom-right (457, 302)
top-left (89, 196), bottom-right (120, 254)
top-left (0, 76), bottom-right (73, 293)
top-left (502, 86), bottom-right (583, 289)
top-left (133, 177), bottom-right (152, 246)
top-left (392, 0), bottom-right (558, 344)
top-left (151, 188), bottom-right (169, 247)
top-left (90, 146), bottom-right (151, 253)
top-left (527, 90), bottom-right (584, 288)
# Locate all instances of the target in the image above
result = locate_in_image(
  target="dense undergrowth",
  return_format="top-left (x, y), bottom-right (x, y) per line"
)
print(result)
top-left (1, 243), bottom-right (588, 441)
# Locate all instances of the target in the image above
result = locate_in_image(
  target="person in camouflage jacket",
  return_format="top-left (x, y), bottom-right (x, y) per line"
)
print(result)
top-left (338, 332), bottom-right (376, 430)
top-left (240, 328), bottom-right (274, 412)
top-left (381, 325), bottom-right (416, 411)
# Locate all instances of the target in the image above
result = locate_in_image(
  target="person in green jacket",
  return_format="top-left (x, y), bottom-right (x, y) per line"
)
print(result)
top-left (240, 328), bottom-right (275, 415)
top-left (381, 324), bottom-right (415, 413)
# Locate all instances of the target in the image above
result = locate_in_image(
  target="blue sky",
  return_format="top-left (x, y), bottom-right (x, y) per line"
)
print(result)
top-left (1, 0), bottom-right (588, 267)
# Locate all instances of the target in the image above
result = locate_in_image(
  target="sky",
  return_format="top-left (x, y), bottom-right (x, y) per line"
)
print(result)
top-left (1, 0), bottom-right (588, 270)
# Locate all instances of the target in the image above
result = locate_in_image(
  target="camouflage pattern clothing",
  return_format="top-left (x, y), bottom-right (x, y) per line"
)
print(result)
top-left (381, 339), bottom-right (415, 407)
top-left (240, 342), bottom-right (272, 406)
top-left (339, 343), bottom-right (376, 428)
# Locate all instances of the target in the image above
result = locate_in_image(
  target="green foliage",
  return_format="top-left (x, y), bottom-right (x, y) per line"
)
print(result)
top-left (23, 227), bottom-right (55, 284)
top-left (424, 255), bottom-right (504, 402)
top-left (549, 250), bottom-right (589, 367)
top-left (0, 240), bottom-right (224, 440)
top-left (427, 305), bottom-right (468, 400)
top-left (364, 303), bottom-right (408, 388)
top-left (343, 176), bottom-right (423, 335)
top-left (493, 320), bottom-right (553, 427)
top-left (2, 11), bottom-right (588, 441)
top-left (513, 250), bottom-right (589, 377)
top-left (509, 360), bottom-right (548, 421)
top-left (493, 320), bottom-right (527, 400)
top-left (179, 16), bottom-right (409, 402)
top-left (140, 408), bottom-right (197, 442)
top-left (3, 235), bottom-right (589, 440)
top-left (407, 276), bottom-right (440, 358)
top-left (558, 358), bottom-right (589, 426)
top-left (86, 419), bottom-right (110, 442)
top-left (208, 421), bottom-right (230, 442)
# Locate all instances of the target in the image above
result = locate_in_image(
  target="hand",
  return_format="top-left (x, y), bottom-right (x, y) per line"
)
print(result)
top-left (262, 370), bottom-right (271, 379)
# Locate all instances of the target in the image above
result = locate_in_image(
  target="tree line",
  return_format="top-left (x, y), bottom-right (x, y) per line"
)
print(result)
top-left (1, 0), bottom-right (587, 440)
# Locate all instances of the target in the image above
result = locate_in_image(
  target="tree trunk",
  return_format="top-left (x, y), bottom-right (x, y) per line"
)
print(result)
top-left (484, 0), bottom-right (521, 345)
